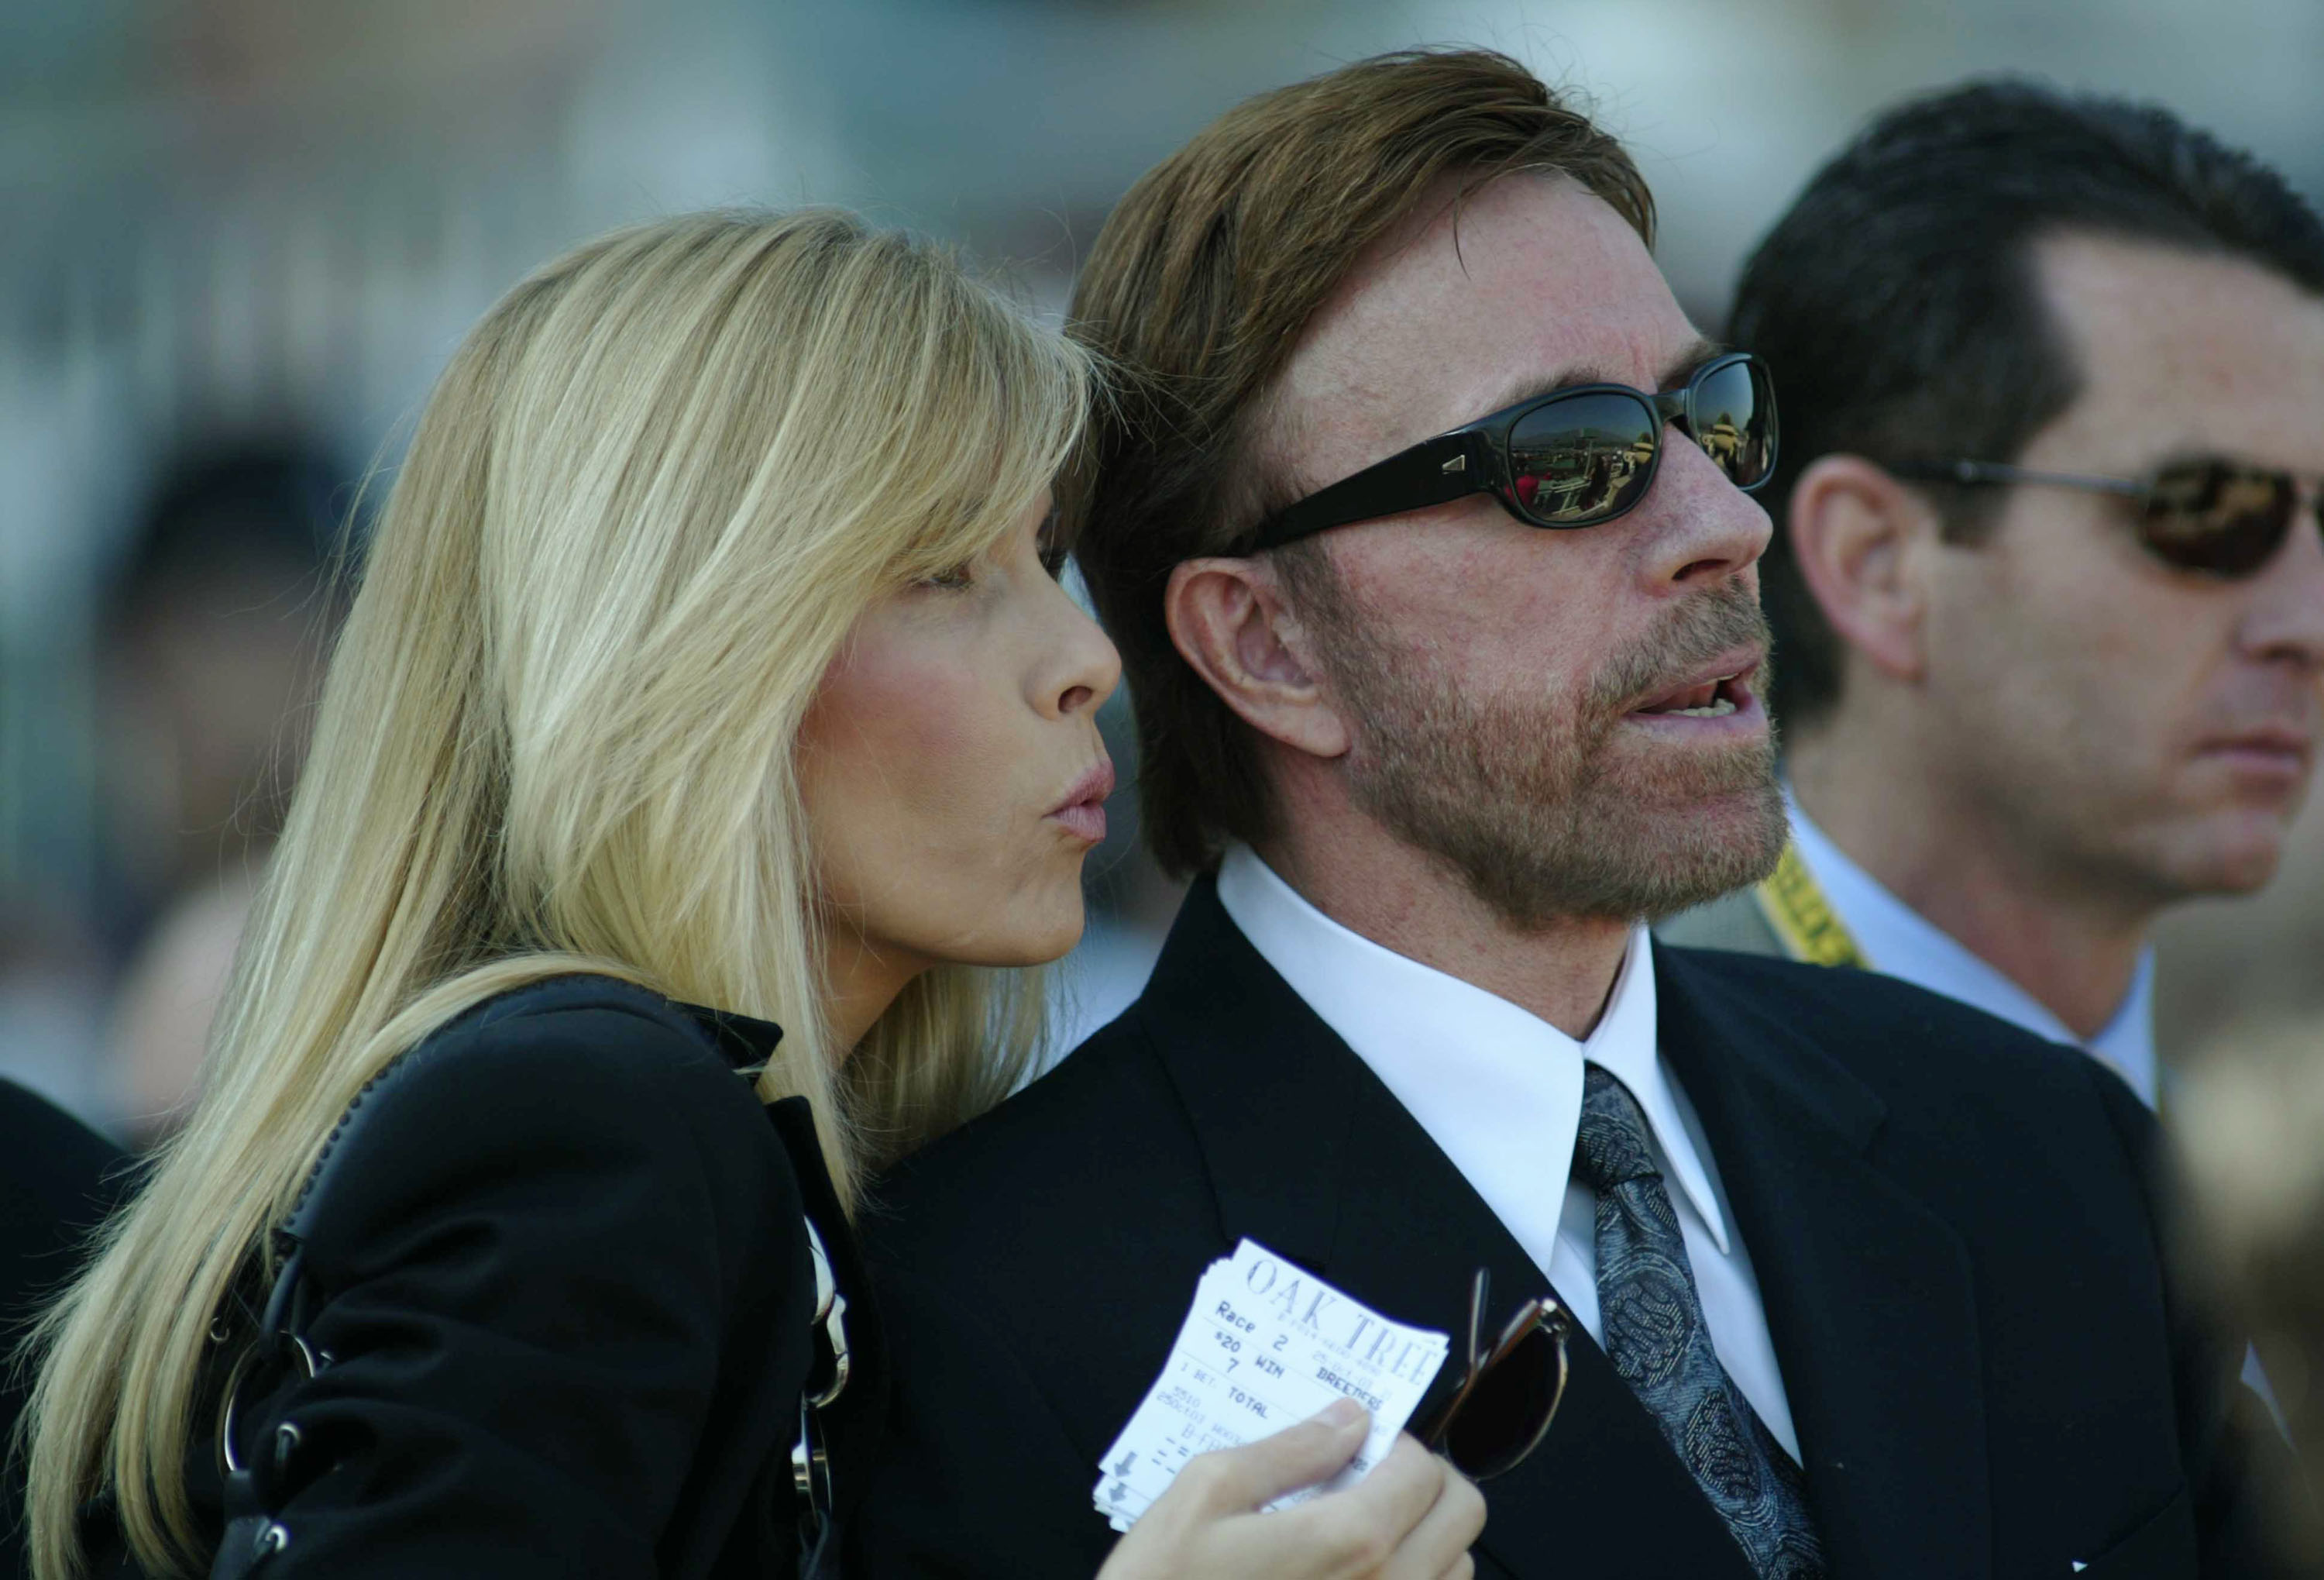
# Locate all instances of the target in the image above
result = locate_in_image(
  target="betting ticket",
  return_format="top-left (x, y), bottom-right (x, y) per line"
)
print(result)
top-left (1092, 1238), bottom-right (1449, 1533)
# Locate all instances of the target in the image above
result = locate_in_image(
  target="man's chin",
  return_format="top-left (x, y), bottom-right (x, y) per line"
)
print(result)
top-left (2161, 810), bottom-right (2295, 898)
top-left (1607, 775), bottom-right (1789, 916)
top-left (1484, 773), bottom-right (1787, 929)
top-left (1610, 737), bottom-right (1784, 830)
top-left (1690, 778), bottom-right (1791, 862)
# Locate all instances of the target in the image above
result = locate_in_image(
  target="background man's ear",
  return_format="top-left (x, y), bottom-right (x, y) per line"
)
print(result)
top-left (1786, 453), bottom-right (1937, 687)
top-left (1164, 557), bottom-right (1352, 759)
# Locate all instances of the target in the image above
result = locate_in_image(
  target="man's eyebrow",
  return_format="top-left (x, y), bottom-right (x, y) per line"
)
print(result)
top-left (1475, 338), bottom-right (1730, 417)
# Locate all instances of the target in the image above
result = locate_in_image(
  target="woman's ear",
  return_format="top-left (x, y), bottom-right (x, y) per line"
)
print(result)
top-left (1164, 557), bottom-right (1352, 759)
top-left (1786, 454), bottom-right (1937, 686)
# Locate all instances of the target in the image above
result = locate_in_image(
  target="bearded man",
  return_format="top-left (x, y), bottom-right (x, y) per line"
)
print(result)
top-left (851, 50), bottom-right (2284, 1580)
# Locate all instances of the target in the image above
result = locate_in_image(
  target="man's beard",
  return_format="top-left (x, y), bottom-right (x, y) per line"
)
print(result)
top-left (1295, 566), bottom-right (1787, 930)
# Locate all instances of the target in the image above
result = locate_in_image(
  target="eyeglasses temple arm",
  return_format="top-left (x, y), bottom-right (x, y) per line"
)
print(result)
top-left (1468, 1268), bottom-right (1488, 1365)
top-left (1414, 1268), bottom-right (1494, 1450)
top-left (1887, 459), bottom-right (2147, 498)
top-left (1248, 433), bottom-right (1482, 552)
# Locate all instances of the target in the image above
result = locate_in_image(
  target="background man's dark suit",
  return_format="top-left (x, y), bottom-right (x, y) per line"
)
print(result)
top-left (853, 878), bottom-right (2276, 1578)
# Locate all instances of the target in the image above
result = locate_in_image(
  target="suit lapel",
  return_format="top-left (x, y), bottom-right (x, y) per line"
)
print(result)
top-left (1137, 881), bottom-right (1754, 1580)
top-left (1655, 945), bottom-right (1992, 1580)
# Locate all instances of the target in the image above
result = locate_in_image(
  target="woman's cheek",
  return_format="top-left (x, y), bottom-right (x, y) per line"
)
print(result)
top-left (823, 625), bottom-right (1017, 843)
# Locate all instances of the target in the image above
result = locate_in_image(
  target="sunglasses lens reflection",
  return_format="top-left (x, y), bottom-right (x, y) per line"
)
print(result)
top-left (2144, 461), bottom-right (2297, 575)
top-left (1509, 393), bottom-right (1659, 525)
top-left (1443, 1322), bottom-right (1559, 1481)
top-left (1690, 359), bottom-right (1776, 491)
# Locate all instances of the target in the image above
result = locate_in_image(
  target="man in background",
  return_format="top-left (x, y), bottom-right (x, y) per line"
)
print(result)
top-left (1662, 82), bottom-right (2324, 1110)
top-left (0, 438), bottom-right (349, 1141)
top-left (101, 439), bottom-right (351, 1140)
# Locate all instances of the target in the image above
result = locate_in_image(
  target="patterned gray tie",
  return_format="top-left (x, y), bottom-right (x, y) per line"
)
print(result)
top-left (1573, 1064), bottom-right (1827, 1580)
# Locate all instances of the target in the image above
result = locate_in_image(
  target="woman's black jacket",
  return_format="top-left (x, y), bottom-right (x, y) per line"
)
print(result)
top-left (85, 973), bottom-right (882, 1579)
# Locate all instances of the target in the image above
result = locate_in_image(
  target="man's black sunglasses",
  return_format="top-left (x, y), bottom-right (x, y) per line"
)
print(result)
top-left (1250, 352), bottom-right (1779, 552)
top-left (1888, 456), bottom-right (2324, 578)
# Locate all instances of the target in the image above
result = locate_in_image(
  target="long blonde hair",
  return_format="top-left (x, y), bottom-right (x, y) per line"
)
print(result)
top-left (22, 208), bottom-right (1093, 1580)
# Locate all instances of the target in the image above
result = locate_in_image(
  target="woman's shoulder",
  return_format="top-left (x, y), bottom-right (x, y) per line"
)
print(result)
top-left (430, 969), bottom-right (765, 1073)
top-left (182, 976), bottom-right (835, 1578)
top-left (293, 974), bottom-right (806, 1272)
top-left (369, 972), bottom-right (773, 1139)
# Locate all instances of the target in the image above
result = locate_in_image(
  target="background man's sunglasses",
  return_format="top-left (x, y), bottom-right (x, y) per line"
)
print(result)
top-left (1250, 351), bottom-right (1779, 552)
top-left (1889, 456), bottom-right (2324, 577)
top-left (1412, 1268), bottom-right (1571, 1482)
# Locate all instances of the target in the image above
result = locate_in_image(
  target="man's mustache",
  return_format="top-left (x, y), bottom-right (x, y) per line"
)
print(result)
top-left (1587, 580), bottom-right (1771, 718)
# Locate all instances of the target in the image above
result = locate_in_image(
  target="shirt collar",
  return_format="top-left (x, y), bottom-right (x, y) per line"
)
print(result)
top-left (678, 1000), bottom-right (786, 1073)
top-left (1214, 845), bottom-right (1731, 1255)
top-left (1783, 787), bottom-right (2159, 1107)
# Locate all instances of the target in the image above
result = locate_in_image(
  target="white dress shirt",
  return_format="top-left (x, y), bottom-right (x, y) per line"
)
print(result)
top-left (1215, 844), bottom-right (1803, 1461)
top-left (1783, 789), bottom-right (2159, 1107)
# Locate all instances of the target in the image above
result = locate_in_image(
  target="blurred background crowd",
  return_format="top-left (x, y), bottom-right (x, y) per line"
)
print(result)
top-left (3, 0), bottom-right (2322, 1142)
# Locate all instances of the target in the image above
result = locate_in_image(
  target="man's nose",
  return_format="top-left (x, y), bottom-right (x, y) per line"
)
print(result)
top-left (1641, 436), bottom-right (1774, 590)
top-left (2240, 507), bottom-right (2324, 672)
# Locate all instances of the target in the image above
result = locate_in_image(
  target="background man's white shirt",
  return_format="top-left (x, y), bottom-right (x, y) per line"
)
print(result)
top-left (1782, 786), bottom-right (2159, 1107)
top-left (1215, 843), bottom-right (1803, 1460)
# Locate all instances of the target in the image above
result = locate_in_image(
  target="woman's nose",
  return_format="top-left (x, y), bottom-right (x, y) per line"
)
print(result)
top-left (1048, 584), bottom-right (1123, 719)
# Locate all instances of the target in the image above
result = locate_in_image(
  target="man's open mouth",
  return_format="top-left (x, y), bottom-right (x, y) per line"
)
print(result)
top-left (1631, 666), bottom-right (1755, 719)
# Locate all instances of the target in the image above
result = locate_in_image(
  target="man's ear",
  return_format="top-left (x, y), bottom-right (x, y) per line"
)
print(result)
top-left (1164, 556), bottom-right (1352, 759)
top-left (1787, 454), bottom-right (1936, 685)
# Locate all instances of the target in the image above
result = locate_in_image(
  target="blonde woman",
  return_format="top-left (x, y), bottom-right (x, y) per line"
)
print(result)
top-left (21, 211), bottom-right (1483, 1580)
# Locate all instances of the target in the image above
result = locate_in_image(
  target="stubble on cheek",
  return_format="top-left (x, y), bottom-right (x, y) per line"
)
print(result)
top-left (1319, 577), bottom-right (1786, 928)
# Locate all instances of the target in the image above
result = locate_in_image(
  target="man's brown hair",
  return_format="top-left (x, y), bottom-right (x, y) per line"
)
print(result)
top-left (1067, 48), bottom-right (1654, 876)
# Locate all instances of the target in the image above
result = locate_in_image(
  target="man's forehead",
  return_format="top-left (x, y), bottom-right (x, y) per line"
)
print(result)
top-left (2034, 231), bottom-right (2324, 464)
top-left (1274, 174), bottom-right (1700, 480)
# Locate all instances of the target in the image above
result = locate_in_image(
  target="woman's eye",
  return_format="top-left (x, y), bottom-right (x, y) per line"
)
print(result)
top-left (920, 563), bottom-right (977, 591)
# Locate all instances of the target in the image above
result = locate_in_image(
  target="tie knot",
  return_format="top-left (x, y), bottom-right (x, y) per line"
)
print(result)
top-left (1573, 1065), bottom-right (1663, 1193)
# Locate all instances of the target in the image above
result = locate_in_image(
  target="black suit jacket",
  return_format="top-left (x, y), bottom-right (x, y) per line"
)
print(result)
top-left (80, 975), bottom-right (885, 1580)
top-left (853, 877), bottom-right (2276, 1579)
